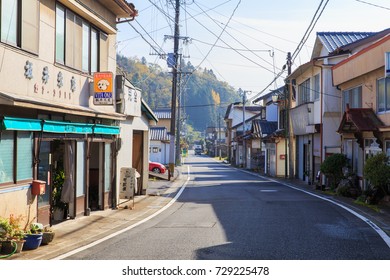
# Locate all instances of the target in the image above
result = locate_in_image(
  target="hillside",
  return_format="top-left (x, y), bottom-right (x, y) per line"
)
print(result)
top-left (117, 54), bottom-right (239, 131)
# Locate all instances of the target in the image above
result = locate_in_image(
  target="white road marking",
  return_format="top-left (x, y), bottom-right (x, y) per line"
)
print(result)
top-left (53, 165), bottom-right (191, 260)
top-left (238, 168), bottom-right (390, 249)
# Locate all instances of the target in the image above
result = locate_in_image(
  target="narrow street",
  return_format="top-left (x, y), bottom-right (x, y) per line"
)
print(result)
top-left (67, 154), bottom-right (390, 260)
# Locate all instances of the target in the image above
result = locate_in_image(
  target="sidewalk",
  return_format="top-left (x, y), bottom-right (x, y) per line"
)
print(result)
top-left (7, 168), bottom-right (185, 260)
top-left (6, 161), bottom-right (390, 260)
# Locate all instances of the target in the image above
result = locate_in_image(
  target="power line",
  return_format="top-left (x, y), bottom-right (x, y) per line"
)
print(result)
top-left (291, 0), bottom-right (329, 62)
top-left (191, 0), bottom-right (242, 74)
top-left (191, 38), bottom-right (272, 53)
top-left (355, 0), bottom-right (390, 10)
top-left (252, 0), bottom-right (329, 100)
top-left (191, 1), bottom-right (277, 71)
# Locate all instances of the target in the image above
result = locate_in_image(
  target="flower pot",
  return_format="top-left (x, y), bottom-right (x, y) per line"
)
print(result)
top-left (41, 231), bottom-right (55, 245)
top-left (23, 233), bottom-right (43, 250)
top-left (1, 240), bottom-right (24, 254)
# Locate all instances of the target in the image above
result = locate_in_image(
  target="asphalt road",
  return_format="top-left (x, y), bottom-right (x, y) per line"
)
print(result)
top-left (67, 154), bottom-right (390, 260)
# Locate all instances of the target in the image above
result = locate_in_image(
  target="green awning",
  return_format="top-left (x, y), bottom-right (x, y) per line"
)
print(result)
top-left (94, 124), bottom-right (120, 135)
top-left (1, 116), bottom-right (119, 135)
top-left (1, 116), bottom-right (41, 131)
top-left (42, 120), bottom-right (94, 134)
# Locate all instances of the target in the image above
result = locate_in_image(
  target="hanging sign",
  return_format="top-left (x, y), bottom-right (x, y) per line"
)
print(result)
top-left (93, 72), bottom-right (113, 105)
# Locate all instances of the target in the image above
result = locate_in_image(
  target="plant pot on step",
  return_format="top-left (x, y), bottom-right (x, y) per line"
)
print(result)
top-left (23, 233), bottom-right (43, 250)
top-left (1, 240), bottom-right (25, 254)
top-left (41, 231), bottom-right (55, 245)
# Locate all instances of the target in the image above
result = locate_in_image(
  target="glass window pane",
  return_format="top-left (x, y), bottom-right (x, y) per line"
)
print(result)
top-left (314, 74), bottom-right (320, 100)
top-left (22, 0), bottom-right (39, 53)
top-left (82, 22), bottom-right (90, 72)
top-left (386, 78), bottom-right (390, 111)
top-left (65, 10), bottom-right (75, 68)
top-left (378, 78), bottom-right (385, 112)
top-left (91, 28), bottom-right (99, 73)
top-left (56, 4), bottom-right (65, 63)
top-left (0, 131), bottom-right (14, 184)
top-left (16, 132), bottom-right (33, 181)
top-left (343, 90), bottom-right (349, 111)
top-left (1, 0), bottom-right (18, 45)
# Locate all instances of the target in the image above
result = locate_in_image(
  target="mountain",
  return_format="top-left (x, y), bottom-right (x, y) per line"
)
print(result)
top-left (117, 54), bottom-right (239, 131)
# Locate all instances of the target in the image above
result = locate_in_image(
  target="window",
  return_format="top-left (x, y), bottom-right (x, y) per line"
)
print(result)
top-left (0, 131), bottom-right (14, 184)
top-left (279, 108), bottom-right (287, 130)
top-left (343, 86), bottom-right (362, 112)
top-left (298, 79), bottom-right (310, 105)
top-left (56, 3), bottom-right (103, 73)
top-left (313, 74), bottom-right (320, 100)
top-left (0, 131), bottom-right (33, 185)
top-left (1, 0), bottom-right (39, 53)
top-left (377, 77), bottom-right (390, 113)
top-left (55, 4), bottom-right (65, 63)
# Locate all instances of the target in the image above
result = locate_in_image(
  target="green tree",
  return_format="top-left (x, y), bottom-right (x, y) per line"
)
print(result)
top-left (320, 153), bottom-right (348, 190)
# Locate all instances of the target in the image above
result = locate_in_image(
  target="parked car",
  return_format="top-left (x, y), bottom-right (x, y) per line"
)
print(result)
top-left (149, 161), bottom-right (167, 174)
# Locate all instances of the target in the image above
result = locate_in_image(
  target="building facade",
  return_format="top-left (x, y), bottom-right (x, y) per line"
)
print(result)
top-left (0, 0), bottom-right (137, 226)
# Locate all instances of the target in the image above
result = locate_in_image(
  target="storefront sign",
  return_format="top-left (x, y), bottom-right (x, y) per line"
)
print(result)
top-left (93, 72), bottom-right (113, 105)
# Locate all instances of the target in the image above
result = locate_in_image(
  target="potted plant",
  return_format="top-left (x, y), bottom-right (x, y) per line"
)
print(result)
top-left (52, 169), bottom-right (67, 221)
top-left (0, 215), bottom-right (26, 254)
top-left (41, 226), bottom-right (55, 245)
top-left (23, 223), bottom-right (43, 250)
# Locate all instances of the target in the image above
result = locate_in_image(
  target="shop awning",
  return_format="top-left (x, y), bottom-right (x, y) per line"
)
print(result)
top-left (94, 124), bottom-right (120, 135)
top-left (42, 120), bottom-right (94, 134)
top-left (1, 116), bottom-right (120, 135)
top-left (1, 116), bottom-right (41, 131)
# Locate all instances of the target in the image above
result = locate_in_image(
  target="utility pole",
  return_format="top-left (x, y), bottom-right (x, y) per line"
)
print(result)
top-left (242, 90), bottom-right (247, 168)
top-left (175, 55), bottom-right (182, 166)
top-left (285, 52), bottom-right (292, 179)
top-left (168, 0), bottom-right (180, 180)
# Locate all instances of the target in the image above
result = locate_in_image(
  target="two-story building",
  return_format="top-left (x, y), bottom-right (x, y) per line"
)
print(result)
top-left (287, 31), bottom-right (378, 185)
top-left (0, 0), bottom-right (137, 226)
top-left (224, 105), bottom-right (263, 167)
top-left (333, 30), bottom-right (390, 190)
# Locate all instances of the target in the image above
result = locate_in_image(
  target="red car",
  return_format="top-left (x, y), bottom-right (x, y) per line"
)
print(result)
top-left (149, 161), bottom-right (167, 174)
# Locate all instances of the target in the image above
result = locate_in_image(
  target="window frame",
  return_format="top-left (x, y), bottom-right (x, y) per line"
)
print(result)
top-left (342, 86), bottom-right (362, 112)
top-left (1, 0), bottom-right (39, 53)
top-left (377, 77), bottom-right (390, 113)
top-left (55, 2), bottom-right (101, 74)
top-left (298, 78), bottom-right (311, 105)
top-left (0, 130), bottom-right (33, 186)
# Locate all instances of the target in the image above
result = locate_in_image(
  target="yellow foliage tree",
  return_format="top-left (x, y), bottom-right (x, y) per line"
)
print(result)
top-left (211, 89), bottom-right (220, 106)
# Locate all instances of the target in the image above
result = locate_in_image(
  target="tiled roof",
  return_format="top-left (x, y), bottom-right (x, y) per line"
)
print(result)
top-left (153, 109), bottom-right (171, 119)
top-left (252, 120), bottom-right (278, 138)
top-left (317, 32), bottom-right (376, 53)
top-left (150, 127), bottom-right (170, 141)
top-left (337, 107), bottom-right (384, 133)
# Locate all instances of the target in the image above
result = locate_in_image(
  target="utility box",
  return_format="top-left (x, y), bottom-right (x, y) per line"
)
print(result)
top-left (32, 180), bottom-right (46, 195)
top-left (119, 167), bottom-right (140, 199)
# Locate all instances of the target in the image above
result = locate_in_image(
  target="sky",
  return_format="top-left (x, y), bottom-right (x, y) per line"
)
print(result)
top-left (116, 0), bottom-right (390, 101)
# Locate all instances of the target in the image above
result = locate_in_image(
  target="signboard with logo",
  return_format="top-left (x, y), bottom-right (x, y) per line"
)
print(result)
top-left (93, 72), bottom-right (113, 105)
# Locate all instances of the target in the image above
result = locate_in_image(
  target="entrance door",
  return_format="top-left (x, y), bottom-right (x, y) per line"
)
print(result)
top-left (133, 131), bottom-right (143, 195)
top-left (37, 141), bottom-right (51, 226)
top-left (88, 142), bottom-right (102, 211)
